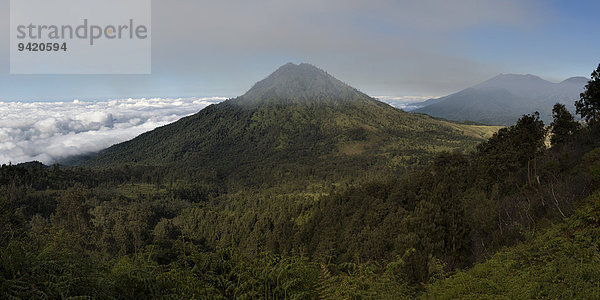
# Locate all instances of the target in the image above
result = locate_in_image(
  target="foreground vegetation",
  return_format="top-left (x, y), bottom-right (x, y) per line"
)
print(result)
top-left (425, 190), bottom-right (600, 299)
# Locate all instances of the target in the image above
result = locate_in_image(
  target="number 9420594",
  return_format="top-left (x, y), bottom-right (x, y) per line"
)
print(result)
top-left (18, 42), bottom-right (67, 52)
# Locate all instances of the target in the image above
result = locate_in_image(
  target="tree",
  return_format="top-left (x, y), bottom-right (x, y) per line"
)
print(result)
top-left (513, 112), bottom-right (547, 159)
top-left (575, 64), bottom-right (600, 124)
top-left (53, 188), bottom-right (91, 234)
top-left (476, 112), bottom-right (547, 180)
top-left (550, 103), bottom-right (580, 146)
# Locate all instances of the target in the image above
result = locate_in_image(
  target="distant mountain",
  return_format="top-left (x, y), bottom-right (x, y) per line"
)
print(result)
top-left (76, 63), bottom-right (495, 185)
top-left (414, 74), bottom-right (588, 125)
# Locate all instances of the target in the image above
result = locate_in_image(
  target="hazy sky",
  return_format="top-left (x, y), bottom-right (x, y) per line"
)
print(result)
top-left (1, 0), bottom-right (599, 101)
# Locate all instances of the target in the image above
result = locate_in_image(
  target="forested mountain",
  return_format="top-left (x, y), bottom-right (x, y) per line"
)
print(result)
top-left (2, 63), bottom-right (599, 298)
top-left (76, 63), bottom-right (497, 187)
top-left (414, 74), bottom-right (587, 125)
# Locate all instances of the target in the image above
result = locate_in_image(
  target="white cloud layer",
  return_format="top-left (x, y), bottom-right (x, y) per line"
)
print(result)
top-left (0, 97), bottom-right (226, 165)
top-left (376, 96), bottom-right (439, 111)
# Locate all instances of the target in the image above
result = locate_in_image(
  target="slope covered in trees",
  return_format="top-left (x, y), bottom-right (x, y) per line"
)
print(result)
top-left (2, 110), bottom-right (599, 298)
top-left (425, 190), bottom-right (600, 299)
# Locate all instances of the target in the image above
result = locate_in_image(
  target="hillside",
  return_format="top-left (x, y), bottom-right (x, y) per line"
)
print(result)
top-left (414, 74), bottom-right (588, 125)
top-left (425, 189), bottom-right (600, 299)
top-left (2, 109), bottom-right (598, 299)
top-left (78, 63), bottom-right (495, 186)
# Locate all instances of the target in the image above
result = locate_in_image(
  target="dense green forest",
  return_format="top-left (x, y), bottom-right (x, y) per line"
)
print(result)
top-left (1, 63), bottom-right (600, 298)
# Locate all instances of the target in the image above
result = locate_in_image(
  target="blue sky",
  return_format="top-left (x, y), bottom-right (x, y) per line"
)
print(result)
top-left (458, 0), bottom-right (600, 81)
top-left (0, 0), bottom-right (599, 101)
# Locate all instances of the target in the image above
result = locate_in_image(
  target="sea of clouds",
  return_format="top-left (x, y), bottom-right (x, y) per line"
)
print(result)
top-left (376, 96), bottom-right (437, 111)
top-left (0, 97), bottom-right (226, 165)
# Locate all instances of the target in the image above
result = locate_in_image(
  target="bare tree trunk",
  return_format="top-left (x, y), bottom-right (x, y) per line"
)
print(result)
top-left (551, 183), bottom-right (566, 218)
